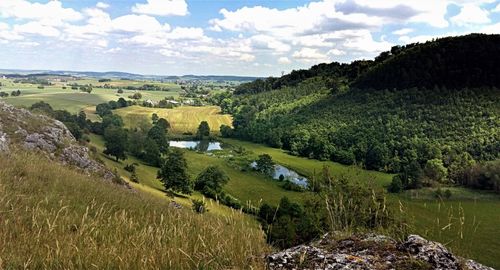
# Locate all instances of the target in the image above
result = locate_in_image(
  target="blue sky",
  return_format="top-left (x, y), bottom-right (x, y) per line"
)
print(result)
top-left (0, 0), bottom-right (499, 76)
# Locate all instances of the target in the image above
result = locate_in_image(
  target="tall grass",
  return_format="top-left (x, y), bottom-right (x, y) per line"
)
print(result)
top-left (0, 151), bottom-right (268, 269)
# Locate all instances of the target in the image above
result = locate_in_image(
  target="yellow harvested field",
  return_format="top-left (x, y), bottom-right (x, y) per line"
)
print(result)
top-left (114, 105), bottom-right (233, 134)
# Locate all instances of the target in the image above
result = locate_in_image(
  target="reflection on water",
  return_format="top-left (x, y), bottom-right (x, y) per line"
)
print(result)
top-left (251, 162), bottom-right (309, 187)
top-left (170, 140), bottom-right (222, 151)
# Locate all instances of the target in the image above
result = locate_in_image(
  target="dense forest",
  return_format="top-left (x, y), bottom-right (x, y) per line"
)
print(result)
top-left (221, 34), bottom-right (500, 192)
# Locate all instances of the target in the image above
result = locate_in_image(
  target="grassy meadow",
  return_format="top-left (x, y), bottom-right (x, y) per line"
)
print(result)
top-left (0, 150), bottom-right (268, 269)
top-left (89, 134), bottom-right (307, 207)
top-left (112, 105), bottom-right (233, 135)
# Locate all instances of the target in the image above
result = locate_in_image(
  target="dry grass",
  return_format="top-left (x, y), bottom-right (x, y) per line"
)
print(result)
top-left (113, 106), bottom-right (233, 135)
top-left (0, 151), bottom-right (268, 269)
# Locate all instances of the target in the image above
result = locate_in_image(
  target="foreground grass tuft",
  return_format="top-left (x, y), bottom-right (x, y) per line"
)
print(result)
top-left (0, 151), bottom-right (268, 269)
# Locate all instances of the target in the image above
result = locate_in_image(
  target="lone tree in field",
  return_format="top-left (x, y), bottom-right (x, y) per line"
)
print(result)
top-left (256, 154), bottom-right (275, 176)
top-left (157, 149), bottom-right (192, 195)
top-left (194, 166), bottom-right (229, 195)
top-left (196, 121), bottom-right (210, 139)
top-left (103, 126), bottom-right (128, 161)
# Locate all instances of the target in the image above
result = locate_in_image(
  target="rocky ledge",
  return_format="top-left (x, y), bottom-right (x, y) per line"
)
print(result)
top-left (0, 101), bottom-right (122, 184)
top-left (267, 233), bottom-right (494, 270)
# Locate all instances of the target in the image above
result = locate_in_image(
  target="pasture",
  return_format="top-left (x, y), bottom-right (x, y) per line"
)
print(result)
top-left (112, 106), bottom-right (233, 135)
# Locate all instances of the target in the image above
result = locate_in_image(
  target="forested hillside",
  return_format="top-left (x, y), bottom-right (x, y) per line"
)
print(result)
top-left (353, 34), bottom-right (500, 90)
top-left (224, 34), bottom-right (500, 192)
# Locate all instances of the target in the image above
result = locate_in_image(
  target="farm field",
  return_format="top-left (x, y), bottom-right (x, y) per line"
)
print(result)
top-left (0, 79), bottom-right (179, 113)
top-left (112, 105), bottom-right (233, 135)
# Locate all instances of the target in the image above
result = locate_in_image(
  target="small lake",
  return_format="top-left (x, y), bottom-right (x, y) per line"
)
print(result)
top-left (170, 140), bottom-right (223, 151)
top-left (251, 162), bottom-right (309, 187)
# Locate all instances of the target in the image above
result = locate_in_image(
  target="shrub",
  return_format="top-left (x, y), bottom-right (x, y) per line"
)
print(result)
top-left (388, 175), bottom-right (403, 193)
top-left (191, 199), bottom-right (207, 213)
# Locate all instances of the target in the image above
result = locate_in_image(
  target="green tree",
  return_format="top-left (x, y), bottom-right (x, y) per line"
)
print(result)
top-left (147, 125), bottom-right (169, 153)
top-left (157, 149), bottom-right (192, 195)
top-left (220, 124), bottom-right (233, 137)
top-left (388, 175), bottom-right (403, 193)
top-left (255, 154), bottom-right (275, 176)
top-left (424, 158), bottom-right (448, 183)
top-left (156, 118), bottom-right (170, 130)
top-left (143, 138), bottom-right (162, 166)
top-left (196, 121), bottom-right (210, 139)
top-left (103, 126), bottom-right (128, 161)
top-left (96, 103), bottom-right (112, 117)
top-left (194, 166), bottom-right (229, 194)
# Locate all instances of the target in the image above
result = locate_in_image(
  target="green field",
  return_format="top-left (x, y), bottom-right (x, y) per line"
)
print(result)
top-left (399, 195), bottom-right (500, 268)
top-left (0, 79), bottom-right (179, 113)
top-left (222, 138), bottom-right (393, 187)
top-left (89, 134), bottom-right (306, 207)
top-left (112, 106), bottom-right (233, 135)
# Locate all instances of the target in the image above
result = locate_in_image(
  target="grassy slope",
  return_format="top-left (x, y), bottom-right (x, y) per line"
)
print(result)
top-left (0, 151), bottom-right (268, 269)
top-left (113, 105), bottom-right (233, 135)
top-left (89, 134), bottom-right (305, 207)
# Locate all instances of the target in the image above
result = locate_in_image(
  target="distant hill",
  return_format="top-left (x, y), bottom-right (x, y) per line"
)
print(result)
top-left (0, 69), bottom-right (260, 82)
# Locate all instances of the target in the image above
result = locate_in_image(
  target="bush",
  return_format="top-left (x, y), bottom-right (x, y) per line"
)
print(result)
top-left (388, 175), bottom-right (403, 193)
top-left (191, 199), bottom-right (207, 213)
top-left (282, 181), bottom-right (305, 192)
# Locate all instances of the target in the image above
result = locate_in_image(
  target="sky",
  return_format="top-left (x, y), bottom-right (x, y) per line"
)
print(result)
top-left (0, 0), bottom-right (499, 76)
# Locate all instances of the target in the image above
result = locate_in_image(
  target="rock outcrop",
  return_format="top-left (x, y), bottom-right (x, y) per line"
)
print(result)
top-left (267, 233), bottom-right (494, 270)
top-left (0, 101), bottom-right (123, 184)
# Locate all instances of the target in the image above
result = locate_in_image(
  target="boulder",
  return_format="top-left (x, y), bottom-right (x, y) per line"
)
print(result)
top-left (267, 233), bottom-right (494, 270)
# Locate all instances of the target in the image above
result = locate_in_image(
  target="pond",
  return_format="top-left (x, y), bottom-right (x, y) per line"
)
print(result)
top-left (251, 162), bottom-right (309, 187)
top-left (170, 140), bottom-right (223, 151)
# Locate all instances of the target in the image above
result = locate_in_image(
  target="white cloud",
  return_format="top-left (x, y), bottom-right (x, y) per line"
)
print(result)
top-left (112, 14), bottom-right (170, 33)
top-left (14, 22), bottom-right (60, 37)
top-left (392, 28), bottom-right (414, 35)
top-left (96, 2), bottom-right (110, 9)
top-left (251, 35), bottom-right (291, 53)
top-left (106, 47), bottom-right (122, 53)
top-left (278, 57), bottom-right (291, 64)
top-left (450, 4), bottom-right (491, 25)
top-left (132, 0), bottom-right (188, 16)
top-left (493, 3), bottom-right (500, 12)
top-left (341, 30), bottom-right (392, 53)
top-left (480, 23), bottom-right (500, 34)
top-left (292, 48), bottom-right (328, 62)
top-left (327, 48), bottom-right (346, 56)
top-left (239, 54), bottom-right (255, 62)
top-left (166, 27), bottom-right (206, 40)
top-left (0, 0), bottom-right (82, 26)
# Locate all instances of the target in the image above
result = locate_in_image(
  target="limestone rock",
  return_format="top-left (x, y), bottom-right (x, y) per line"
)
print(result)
top-left (267, 233), bottom-right (494, 270)
top-left (0, 101), bottom-right (125, 185)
